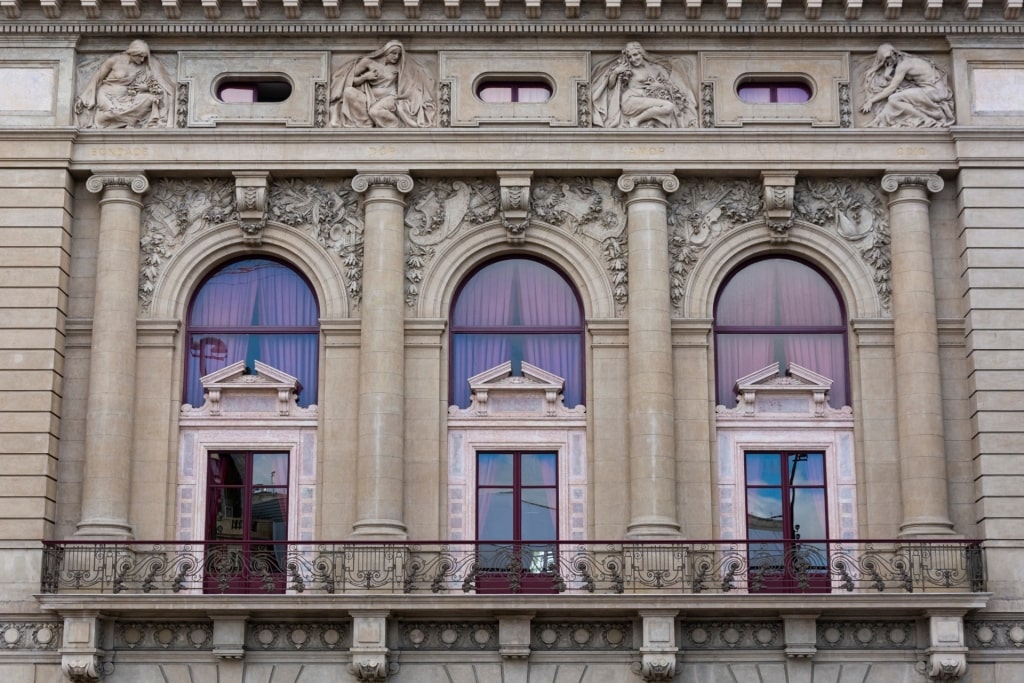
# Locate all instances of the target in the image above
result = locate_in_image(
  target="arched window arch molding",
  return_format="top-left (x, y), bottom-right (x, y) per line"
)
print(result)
top-left (147, 220), bottom-right (349, 322)
top-left (681, 219), bottom-right (884, 321)
top-left (413, 219), bottom-right (616, 321)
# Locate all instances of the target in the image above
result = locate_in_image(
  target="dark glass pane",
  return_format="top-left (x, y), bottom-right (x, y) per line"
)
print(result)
top-left (745, 453), bottom-right (782, 486)
top-left (209, 488), bottom-right (245, 540)
top-left (789, 453), bottom-right (825, 486)
top-left (478, 488), bottom-right (513, 540)
top-left (521, 489), bottom-right (557, 540)
top-left (250, 489), bottom-right (288, 541)
top-left (478, 453), bottom-right (514, 486)
top-left (521, 452), bottom-right (556, 486)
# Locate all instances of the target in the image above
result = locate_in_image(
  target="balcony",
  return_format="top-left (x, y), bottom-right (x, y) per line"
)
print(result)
top-left (41, 538), bottom-right (984, 596)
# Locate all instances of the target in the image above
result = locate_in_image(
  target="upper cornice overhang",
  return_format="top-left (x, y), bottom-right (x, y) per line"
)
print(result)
top-left (38, 591), bottom-right (991, 619)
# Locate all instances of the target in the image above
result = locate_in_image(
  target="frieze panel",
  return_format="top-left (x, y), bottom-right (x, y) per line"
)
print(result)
top-left (792, 177), bottom-right (891, 313)
top-left (666, 177), bottom-right (762, 312)
top-left (246, 622), bottom-right (351, 650)
top-left (682, 621), bottom-right (783, 650)
top-left (398, 621), bottom-right (499, 650)
top-left (531, 176), bottom-right (627, 310)
top-left (0, 622), bottom-right (61, 650)
top-left (404, 177), bottom-right (499, 306)
top-left (965, 620), bottom-right (1024, 649)
top-left (531, 621), bottom-right (633, 650)
top-left (817, 620), bottom-right (916, 649)
top-left (113, 622), bottom-right (213, 650)
top-left (139, 177), bottom-right (363, 310)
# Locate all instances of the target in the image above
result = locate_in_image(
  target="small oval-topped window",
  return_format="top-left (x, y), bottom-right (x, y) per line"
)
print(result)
top-left (476, 78), bottom-right (553, 104)
top-left (216, 77), bottom-right (292, 103)
top-left (737, 79), bottom-right (813, 104)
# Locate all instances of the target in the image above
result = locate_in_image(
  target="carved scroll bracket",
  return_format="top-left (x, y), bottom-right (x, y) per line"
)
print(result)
top-left (60, 615), bottom-right (109, 683)
top-left (349, 612), bottom-right (397, 682)
top-left (233, 171), bottom-right (271, 245)
top-left (633, 610), bottom-right (679, 682)
top-left (762, 171), bottom-right (798, 244)
top-left (919, 613), bottom-right (968, 682)
top-left (498, 171), bottom-right (533, 244)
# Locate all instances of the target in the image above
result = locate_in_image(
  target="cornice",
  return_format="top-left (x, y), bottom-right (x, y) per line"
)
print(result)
top-left (1, 20), bottom-right (1024, 36)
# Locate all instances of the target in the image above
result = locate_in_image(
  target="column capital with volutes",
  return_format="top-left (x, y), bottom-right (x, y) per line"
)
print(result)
top-left (617, 173), bottom-right (679, 195)
top-left (352, 173), bottom-right (414, 195)
top-left (85, 172), bottom-right (149, 195)
top-left (881, 172), bottom-right (944, 195)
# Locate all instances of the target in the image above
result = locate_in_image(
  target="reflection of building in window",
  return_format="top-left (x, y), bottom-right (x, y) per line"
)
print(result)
top-left (714, 257), bottom-right (848, 408)
top-left (185, 258), bottom-right (319, 408)
top-left (450, 258), bottom-right (584, 408)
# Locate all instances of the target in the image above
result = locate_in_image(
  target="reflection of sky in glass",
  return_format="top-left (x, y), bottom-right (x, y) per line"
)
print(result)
top-left (252, 453), bottom-right (288, 486)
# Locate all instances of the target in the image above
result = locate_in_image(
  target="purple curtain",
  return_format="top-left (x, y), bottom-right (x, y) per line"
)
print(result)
top-left (186, 260), bottom-right (319, 408)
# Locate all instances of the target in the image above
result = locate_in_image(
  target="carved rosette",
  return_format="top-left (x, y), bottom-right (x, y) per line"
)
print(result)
top-left (234, 171), bottom-right (270, 245)
top-left (498, 171), bottom-right (533, 244)
top-left (636, 655), bottom-right (677, 681)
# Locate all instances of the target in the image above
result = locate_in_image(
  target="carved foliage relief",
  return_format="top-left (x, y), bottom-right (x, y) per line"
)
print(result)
top-left (666, 177), bottom-right (891, 316)
top-left (140, 178), bottom-right (362, 310)
top-left (403, 176), bottom-right (627, 312)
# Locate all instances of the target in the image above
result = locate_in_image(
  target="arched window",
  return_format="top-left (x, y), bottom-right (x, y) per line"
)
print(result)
top-left (184, 258), bottom-right (319, 408)
top-left (714, 257), bottom-right (848, 408)
top-left (450, 258), bottom-right (584, 409)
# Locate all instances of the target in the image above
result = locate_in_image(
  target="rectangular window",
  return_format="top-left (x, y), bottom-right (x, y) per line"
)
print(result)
top-left (205, 451), bottom-right (289, 593)
top-left (476, 451), bottom-right (558, 593)
top-left (745, 451), bottom-right (829, 593)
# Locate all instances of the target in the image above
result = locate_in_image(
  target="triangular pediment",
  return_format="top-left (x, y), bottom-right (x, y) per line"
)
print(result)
top-left (181, 360), bottom-right (315, 418)
top-left (720, 362), bottom-right (849, 418)
top-left (450, 361), bottom-right (584, 419)
top-left (466, 360), bottom-right (565, 393)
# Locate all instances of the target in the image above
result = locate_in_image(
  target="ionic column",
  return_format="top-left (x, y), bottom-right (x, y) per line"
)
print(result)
top-left (881, 172), bottom-right (956, 537)
top-left (350, 173), bottom-right (413, 539)
top-left (75, 173), bottom-right (149, 540)
top-left (618, 173), bottom-right (681, 539)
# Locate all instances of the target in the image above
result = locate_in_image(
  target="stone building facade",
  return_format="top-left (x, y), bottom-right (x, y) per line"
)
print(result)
top-left (0, 0), bottom-right (1021, 681)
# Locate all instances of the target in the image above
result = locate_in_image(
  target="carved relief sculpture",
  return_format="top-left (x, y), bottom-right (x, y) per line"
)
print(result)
top-left (860, 44), bottom-right (954, 128)
top-left (591, 41), bottom-right (697, 129)
top-left (75, 40), bottom-right (175, 129)
top-left (329, 40), bottom-right (436, 128)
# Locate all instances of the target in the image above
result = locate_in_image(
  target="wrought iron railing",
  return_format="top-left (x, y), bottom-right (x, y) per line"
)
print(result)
top-left (40, 539), bottom-right (985, 595)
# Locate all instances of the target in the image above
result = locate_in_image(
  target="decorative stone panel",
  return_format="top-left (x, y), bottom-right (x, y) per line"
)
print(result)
top-left (0, 621), bottom-right (61, 650)
top-left (817, 621), bottom-right (917, 649)
top-left (966, 620), bottom-right (1024, 648)
top-left (398, 621), bottom-right (499, 650)
top-left (531, 621), bottom-right (633, 650)
top-left (177, 51), bottom-right (329, 127)
top-left (439, 51), bottom-right (588, 127)
top-left (246, 622), bottom-right (351, 650)
top-left (113, 622), bottom-right (213, 651)
top-left (682, 621), bottom-right (784, 650)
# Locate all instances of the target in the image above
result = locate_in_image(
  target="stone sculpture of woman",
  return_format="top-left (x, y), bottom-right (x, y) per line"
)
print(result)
top-left (860, 44), bottom-right (955, 128)
top-left (591, 41), bottom-right (697, 129)
top-left (74, 40), bottom-right (175, 129)
top-left (329, 40), bottom-right (436, 128)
